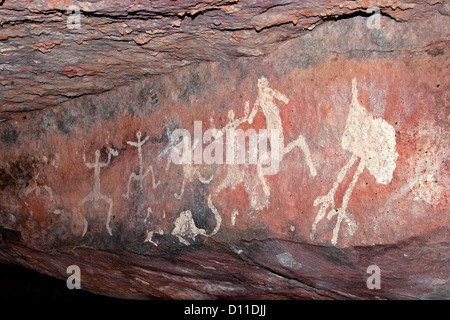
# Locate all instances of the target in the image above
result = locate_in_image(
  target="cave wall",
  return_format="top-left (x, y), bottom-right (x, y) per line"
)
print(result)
top-left (0, 1), bottom-right (449, 299)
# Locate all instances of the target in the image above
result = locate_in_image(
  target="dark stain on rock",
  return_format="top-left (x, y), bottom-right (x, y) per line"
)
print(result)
top-left (56, 108), bottom-right (78, 135)
top-left (322, 246), bottom-right (358, 270)
top-left (0, 167), bottom-right (16, 190)
top-left (39, 110), bottom-right (58, 136)
top-left (102, 98), bottom-right (118, 121)
top-left (438, 3), bottom-right (450, 16)
top-left (125, 101), bottom-right (136, 117)
top-left (0, 157), bottom-right (37, 191)
top-left (56, 120), bottom-right (69, 135)
top-left (370, 29), bottom-right (386, 47)
top-left (135, 85), bottom-right (160, 115)
top-left (179, 72), bottom-right (201, 103)
top-left (86, 98), bottom-right (100, 119)
top-left (153, 129), bottom-right (169, 144)
top-left (426, 46), bottom-right (444, 57)
top-left (115, 206), bottom-right (149, 252)
top-left (127, 185), bottom-right (145, 215)
top-left (1, 125), bottom-right (18, 146)
top-left (286, 53), bottom-right (314, 72)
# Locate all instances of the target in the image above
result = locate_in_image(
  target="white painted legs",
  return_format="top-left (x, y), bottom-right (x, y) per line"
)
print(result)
top-left (78, 192), bottom-right (114, 236)
top-left (123, 165), bottom-right (160, 199)
top-left (311, 154), bottom-right (362, 244)
top-left (328, 160), bottom-right (364, 245)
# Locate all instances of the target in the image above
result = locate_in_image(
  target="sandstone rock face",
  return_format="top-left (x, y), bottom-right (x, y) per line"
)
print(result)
top-left (0, 1), bottom-right (449, 299)
top-left (0, 0), bottom-right (446, 112)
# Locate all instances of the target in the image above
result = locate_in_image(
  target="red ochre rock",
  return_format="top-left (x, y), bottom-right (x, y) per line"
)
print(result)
top-left (0, 3), bottom-right (449, 300)
top-left (60, 65), bottom-right (87, 78)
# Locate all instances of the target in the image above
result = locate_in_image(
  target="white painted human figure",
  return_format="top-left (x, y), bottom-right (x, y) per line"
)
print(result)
top-left (23, 172), bottom-right (55, 203)
top-left (157, 127), bottom-right (177, 171)
top-left (22, 166), bottom-right (63, 215)
top-left (195, 105), bottom-right (258, 235)
top-left (213, 102), bottom-right (262, 210)
top-left (123, 131), bottom-right (160, 199)
top-left (174, 139), bottom-right (213, 200)
top-left (254, 76), bottom-right (317, 196)
top-left (214, 77), bottom-right (317, 215)
top-left (212, 101), bottom-right (258, 140)
top-left (157, 128), bottom-right (213, 200)
top-left (157, 128), bottom-right (218, 239)
top-left (311, 78), bottom-right (398, 245)
top-left (78, 147), bottom-right (118, 236)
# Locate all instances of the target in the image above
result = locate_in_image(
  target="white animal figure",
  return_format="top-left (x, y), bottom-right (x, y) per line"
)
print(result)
top-left (311, 78), bottom-right (398, 245)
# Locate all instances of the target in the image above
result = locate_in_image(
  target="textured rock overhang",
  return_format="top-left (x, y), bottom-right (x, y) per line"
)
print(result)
top-left (0, 1), bottom-right (449, 299)
top-left (0, 0), bottom-right (448, 112)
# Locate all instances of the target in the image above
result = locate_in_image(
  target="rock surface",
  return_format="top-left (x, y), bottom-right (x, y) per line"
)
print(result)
top-left (0, 0), bottom-right (446, 112)
top-left (0, 1), bottom-right (449, 299)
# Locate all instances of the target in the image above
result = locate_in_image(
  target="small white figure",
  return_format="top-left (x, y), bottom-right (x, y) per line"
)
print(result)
top-left (123, 131), bottom-right (160, 199)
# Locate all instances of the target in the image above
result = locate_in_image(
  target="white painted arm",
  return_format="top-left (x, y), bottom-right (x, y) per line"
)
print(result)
top-left (83, 152), bottom-right (95, 169)
top-left (100, 148), bottom-right (118, 167)
top-left (141, 135), bottom-right (150, 145)
top-left (127, 140), bottom-right (138, 147)
top-left (272, 89), bottom-right (289, 104)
